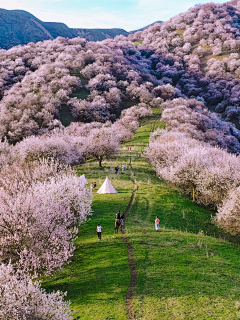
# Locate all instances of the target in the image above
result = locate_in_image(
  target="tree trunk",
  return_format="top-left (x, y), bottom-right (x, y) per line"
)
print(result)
top-left (98, 157), bottom-right (102, 167)
top-left (192, 185), bottom-right (196, 202)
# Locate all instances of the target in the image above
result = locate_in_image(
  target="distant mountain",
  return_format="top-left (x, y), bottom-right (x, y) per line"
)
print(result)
top-left (129, 21), bottom-right (162, 34)
top-left (0, 9), bottom-right (71, 49)
top-left (0, 8), bottom-right (129, 49)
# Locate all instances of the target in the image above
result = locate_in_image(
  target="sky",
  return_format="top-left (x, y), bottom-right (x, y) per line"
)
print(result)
top-left (0, 0), bottom-right (228, 31)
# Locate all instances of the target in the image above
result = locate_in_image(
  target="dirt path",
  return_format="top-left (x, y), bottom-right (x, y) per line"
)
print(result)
top-left (121, 172), bottom-right (139, 319)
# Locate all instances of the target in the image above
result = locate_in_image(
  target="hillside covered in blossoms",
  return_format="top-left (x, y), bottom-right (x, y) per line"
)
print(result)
top-left (1, 1), bottom-right (240, 143)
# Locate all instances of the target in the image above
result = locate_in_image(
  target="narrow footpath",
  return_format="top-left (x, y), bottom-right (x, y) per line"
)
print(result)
top-left (121, 171), bottom-right (139, 319)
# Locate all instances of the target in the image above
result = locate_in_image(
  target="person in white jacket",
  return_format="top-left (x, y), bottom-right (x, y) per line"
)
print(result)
top-left (97, 224), bottom-right (103, 240)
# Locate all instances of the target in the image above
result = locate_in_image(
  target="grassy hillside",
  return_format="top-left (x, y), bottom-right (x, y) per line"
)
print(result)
top-left (42, 110), bottom-right (240, 319)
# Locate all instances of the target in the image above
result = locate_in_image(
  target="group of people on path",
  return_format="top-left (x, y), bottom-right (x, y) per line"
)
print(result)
top-left (96, 211), bottom-right (124, 240)
top-left (97, 214), bottom-right (160, 240)
top-left (115, 164), bottom-right (125, 174)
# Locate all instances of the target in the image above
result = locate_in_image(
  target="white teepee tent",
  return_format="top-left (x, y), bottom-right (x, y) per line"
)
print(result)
top-left (97, 177), bottom-right (118, 194)
top-left (79, 174), bottom-right (88, 185)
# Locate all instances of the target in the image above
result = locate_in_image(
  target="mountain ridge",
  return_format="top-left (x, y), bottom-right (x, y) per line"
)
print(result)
top-left (0, 8), bottom-right (154, 49)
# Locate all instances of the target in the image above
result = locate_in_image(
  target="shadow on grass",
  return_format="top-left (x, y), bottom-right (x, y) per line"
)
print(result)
top-left (43, 246), bottom-right (130, 303)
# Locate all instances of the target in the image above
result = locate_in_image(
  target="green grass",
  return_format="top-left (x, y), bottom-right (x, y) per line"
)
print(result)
top-left (134, 41), bottom-right (142, 47)
top-left (70, 74), bottom-right (89, 101)
top-left (42, 109), bottom-right (240, 319)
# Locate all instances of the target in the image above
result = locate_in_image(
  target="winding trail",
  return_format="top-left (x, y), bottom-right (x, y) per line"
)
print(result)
top-left (121, 171), bottom-right (139, 319)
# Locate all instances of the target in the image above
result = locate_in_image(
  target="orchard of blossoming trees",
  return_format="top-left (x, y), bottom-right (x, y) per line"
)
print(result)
top-left (3, 0), bottom-right (240, 316)
top-left (0, 100), bottom-right (152, 274)
top-left (147, 95), bottom-right (240, 234)
top-left (0, 85), bottom-right (152, 316)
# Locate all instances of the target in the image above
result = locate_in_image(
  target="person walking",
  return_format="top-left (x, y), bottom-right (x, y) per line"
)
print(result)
top-left (120, 213), bottom-right (124, 231)
top-left (155, 216), bottom-right (160, 232)
top-left (122, 164), bottom-right (125, 171)
top-left (115, 166), bottom-right (119, 174)
top-left (116, 210), bottom-right (121, 220)
top-left (97, 224), bottom-right (103, 240)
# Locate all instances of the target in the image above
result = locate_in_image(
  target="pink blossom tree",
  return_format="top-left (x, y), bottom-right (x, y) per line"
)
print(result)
top-left (82, 127), bottom-right (119, 167)
top-left (0, 263), bottom-right (72, 319)
top-left (0, 169), bottom-right (92, 274)
top-left (216, 187), bottom-right (240, 234)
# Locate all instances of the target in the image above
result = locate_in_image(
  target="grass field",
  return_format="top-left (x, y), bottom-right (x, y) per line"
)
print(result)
top-left (42, 110), bottom-right (240, 319)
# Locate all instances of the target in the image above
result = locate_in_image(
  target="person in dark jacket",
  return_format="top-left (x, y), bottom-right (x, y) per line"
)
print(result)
top-left (116, 210), bottom-right (121, 220)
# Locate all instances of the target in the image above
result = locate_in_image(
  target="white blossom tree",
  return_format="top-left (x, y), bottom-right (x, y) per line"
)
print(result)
top-left (0, 263), bottom-right (72, 320)
top-left (217, 187), bottom-right (240, 234)
top-left (82, 127), bottom-right (119, 167)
